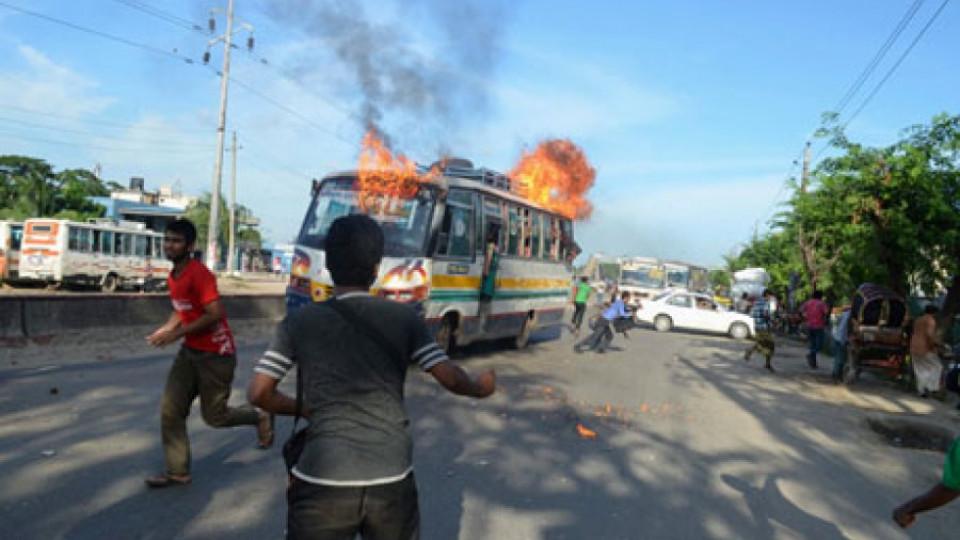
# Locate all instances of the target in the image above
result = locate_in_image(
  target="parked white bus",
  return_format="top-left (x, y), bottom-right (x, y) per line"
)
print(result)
top-left (19, 218), bottom-right (171, 292)
top-left (0, 220), bottom-right (23, 283)
top-left (287, 161), bottom-right (579, 350)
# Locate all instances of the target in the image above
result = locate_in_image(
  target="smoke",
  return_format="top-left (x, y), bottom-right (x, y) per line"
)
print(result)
top-left (262, 0), bottom-right (505, 152)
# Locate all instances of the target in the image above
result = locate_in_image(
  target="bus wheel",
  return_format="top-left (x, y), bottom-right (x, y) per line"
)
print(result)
top-left (101, 274), bottom-right (118, 293)
top-left (436, 315), bottom-right (457, 354)
top-left (514, 313), bottom-right (535, 349)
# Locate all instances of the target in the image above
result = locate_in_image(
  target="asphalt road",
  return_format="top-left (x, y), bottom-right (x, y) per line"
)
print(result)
top-left (1, 316), bottom-right (958, 539)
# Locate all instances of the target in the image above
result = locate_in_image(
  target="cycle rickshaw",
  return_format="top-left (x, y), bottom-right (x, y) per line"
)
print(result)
top-left (843, 283), bottom-right (911, 387)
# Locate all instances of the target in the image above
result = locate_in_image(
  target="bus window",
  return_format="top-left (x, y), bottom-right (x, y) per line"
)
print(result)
top-left (99, 231), bottom-right (114, 255)
top-left (10, 225), bottom-right (22, 250)
top-left (114, 232), bottom-right (125, 255)
top-left (506, 206), bottom-right (520, 256)
top-left (153, 237), bottom-right (161, 258)
top-left (135, 235), bottom-right (148, 257)
top-left (68, 226), bottom-right (83, 251)
top-left (78, 228), bottom-right (90, 252)
top-left (436, 190), bottom-right (475, 258)
top-left (530, 212), bottom-right (542, 259)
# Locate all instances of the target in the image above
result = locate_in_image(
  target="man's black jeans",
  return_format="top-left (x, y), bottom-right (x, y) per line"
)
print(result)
top-left (287, 473), bottom-right (419, 540)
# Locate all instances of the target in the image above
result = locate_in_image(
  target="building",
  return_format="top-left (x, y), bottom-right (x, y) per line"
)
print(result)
top-left (89, 178), bottom-right (195, 233)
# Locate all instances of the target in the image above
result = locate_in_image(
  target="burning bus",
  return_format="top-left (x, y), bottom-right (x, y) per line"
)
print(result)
top-left (287, 133), bottom-right (592, 351)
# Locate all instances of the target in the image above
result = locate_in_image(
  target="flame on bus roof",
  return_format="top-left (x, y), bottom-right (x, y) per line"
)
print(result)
top-left (509, 139), bottom-right (595, 221)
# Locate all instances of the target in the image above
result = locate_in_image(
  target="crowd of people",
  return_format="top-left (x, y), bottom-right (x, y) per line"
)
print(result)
top-left (137, 218), bottom-right (960, 535)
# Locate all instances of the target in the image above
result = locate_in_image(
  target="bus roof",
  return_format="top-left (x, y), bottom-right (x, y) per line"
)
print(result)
top-left (319, 169), bottom-right (566, 218)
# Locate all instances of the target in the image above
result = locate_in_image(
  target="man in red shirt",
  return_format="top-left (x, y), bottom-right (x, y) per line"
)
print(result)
top-left (144, 218), bottom-right (273, 488)
top-left (799, 290), bottom-right (830, 369)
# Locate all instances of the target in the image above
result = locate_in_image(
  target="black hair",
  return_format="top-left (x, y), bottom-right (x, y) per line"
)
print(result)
top-left (165, 218), bottom-right (197, 246)
top-left (741, 292), bottom-right (748, 299)
top-left (762, 289), bottom-right (772, 297)
top-left (580, 276), bottom-right (588, 283)
top-left (325, 214), bottom-right (383, 287)
top-left (621, 291), bottom-right (631, 300)
top-left (924, 304), bottom-right (940, 315)
top-left (812, 290), bottom-right (823, 300)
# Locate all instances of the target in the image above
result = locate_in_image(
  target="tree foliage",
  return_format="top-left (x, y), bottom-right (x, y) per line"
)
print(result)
top-left (729, 113), bottom-right (960, 337)
top-left (0, 155), bottom-right (110, 220)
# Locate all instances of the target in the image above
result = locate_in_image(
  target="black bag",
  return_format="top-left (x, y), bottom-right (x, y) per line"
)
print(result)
top-left (283, 362), bottom-right (307, 472)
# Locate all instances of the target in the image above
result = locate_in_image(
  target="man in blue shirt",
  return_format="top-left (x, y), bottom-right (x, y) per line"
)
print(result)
top-left (575, 291), bottom-right (631, 353)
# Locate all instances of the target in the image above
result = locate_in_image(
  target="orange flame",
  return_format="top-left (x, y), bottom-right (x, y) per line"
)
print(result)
top-left (356, 130), bottom-right (435, 211)
top-left (509, 139), bottom-right (595, 220)
top-left (576, 422), bottom-right (597, 439)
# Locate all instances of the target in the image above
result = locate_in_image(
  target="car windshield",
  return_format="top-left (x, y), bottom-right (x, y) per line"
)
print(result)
top-left (651, 290), bottom-right (673, 302)
top-left (297, 176), bottom-right (438, 258)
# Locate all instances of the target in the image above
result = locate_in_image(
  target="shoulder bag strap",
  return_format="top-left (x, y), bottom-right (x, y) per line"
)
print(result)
top-left (289, 363), bottom-right (303, 436)
top-left (327, 297), bottom-right (406, 369)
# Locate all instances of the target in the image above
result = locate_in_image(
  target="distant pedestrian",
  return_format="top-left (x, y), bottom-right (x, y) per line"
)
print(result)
top-left (248, 214), bottom-right (496, 539)
top-left (799, 290), bottom-right (829, 369)
top-left (744, 289), bottom-right (776, 372)
top-left (831, 304), bottom-right (852, 383)
top-left (910, 305), bottom-right (943, 397)
top-left (734, 292), bottom-right (751, 314)
top-left (892, 435), bottom-right (960, 528)
top-left (571, 276), bottom-right (592, 336)
top-left (145, 218), bottom-right (274, 488)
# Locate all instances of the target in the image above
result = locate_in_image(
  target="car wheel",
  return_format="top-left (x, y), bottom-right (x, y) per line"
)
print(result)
top-left (653, 315), bottom-right (672, 333)
top-left (729, 322), bottom-right (750, 340)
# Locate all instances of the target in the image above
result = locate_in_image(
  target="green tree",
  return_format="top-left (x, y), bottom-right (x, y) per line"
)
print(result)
top-left (0, 156), bottom-right (108, 220)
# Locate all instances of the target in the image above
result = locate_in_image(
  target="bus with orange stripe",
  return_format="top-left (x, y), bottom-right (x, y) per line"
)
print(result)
top-left (0, 220), bottom-right (23, 284)
top-left (19, 218), bottom-right (171, 292)
top-left (286, 158), bottom-right (580, 351)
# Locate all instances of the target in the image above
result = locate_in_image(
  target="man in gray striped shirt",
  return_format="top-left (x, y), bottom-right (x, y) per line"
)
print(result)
top-left (248, 214), bottom-right (496, 539)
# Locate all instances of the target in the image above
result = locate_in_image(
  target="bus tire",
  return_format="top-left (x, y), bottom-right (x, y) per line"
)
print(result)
top-left (101, 274), bottom-right (118, 293)
top-left (514, 313), bottom-right (535, 349)
top-left (436, 315), bottom-right (457, 354)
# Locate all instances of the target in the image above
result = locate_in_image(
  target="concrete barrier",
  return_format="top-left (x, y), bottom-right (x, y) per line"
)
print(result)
top-left (0, 294), bottom-right (285, 341)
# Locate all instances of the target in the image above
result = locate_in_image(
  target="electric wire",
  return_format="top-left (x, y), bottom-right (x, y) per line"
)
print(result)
top-left (831, 0), bottom-right (926, 115)
top-left (842, 0), bottom-right (952, 129)
top-left (0, 1), bottom-right (197, 64)
top-left (0, 116), bottom-right (215, 148)
top-left (110, 0), bottom-right (205, 34)
top-left (0, 104), bottom-right (212, 133)
top-left (0, 131), bottom-right (214, 153)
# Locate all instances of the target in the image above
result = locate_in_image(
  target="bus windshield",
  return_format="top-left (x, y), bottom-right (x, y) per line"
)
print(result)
top-left (296, 176), bottom-right (438, 257)
top-left (621, 266), bottom-right (662, 289)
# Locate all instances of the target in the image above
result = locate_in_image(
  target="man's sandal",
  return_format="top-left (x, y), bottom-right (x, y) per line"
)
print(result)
top-left (145, 474), bottom-right (191, 488)
top-left (257, 412), bottom-right (275, 449)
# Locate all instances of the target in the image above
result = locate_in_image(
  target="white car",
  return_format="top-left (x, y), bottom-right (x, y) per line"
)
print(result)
top-left (636, 289), bottom-right (754, 339)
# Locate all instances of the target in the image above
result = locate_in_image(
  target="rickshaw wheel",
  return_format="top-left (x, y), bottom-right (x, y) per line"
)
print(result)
top-left (843, 348), bottom-right (860, 385)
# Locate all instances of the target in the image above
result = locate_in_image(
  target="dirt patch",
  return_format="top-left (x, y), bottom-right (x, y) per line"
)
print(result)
top-left (866, 416), bottom-right (954, 453)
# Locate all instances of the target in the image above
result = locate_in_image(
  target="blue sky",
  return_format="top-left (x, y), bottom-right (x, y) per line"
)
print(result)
top-left (1, 0), bottom-right (957, 266)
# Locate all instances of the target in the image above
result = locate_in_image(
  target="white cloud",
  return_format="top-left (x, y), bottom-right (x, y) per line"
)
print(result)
top-left (0, 45), bottom-right (113, 116)
top-left (574, 173), bottom-right (788, 266)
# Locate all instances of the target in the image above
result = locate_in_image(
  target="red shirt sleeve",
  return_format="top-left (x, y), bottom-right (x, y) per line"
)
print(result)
top-left (193, 264), bottom-right (221, 306)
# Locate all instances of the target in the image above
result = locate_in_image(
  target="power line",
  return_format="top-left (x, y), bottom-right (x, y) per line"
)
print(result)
top-left (0, 1), bottom-right (197, 64)
top-left (0, 130), bottom-right (214, 153)
top-left (832, 0), bottom-right (926, 115)
top-left (843, 0), bottom-right (952, 128)
top-left (0, 116), bottom-right (215, 148)
top-left (0, 104), bottom-right (212, 133)
top-left (110, 0), bottom-right (205, 34)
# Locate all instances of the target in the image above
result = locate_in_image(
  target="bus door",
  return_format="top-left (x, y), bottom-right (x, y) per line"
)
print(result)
top-left (479, 197), bottom-right (504, 321)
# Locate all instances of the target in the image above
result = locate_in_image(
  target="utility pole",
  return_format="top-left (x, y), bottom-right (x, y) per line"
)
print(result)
top-left (203, 0), bottom-right (254, 271)
top-left (227, 131), bottom-right (239, 274)
top-left (800, 141), bottom-right (811, 194)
